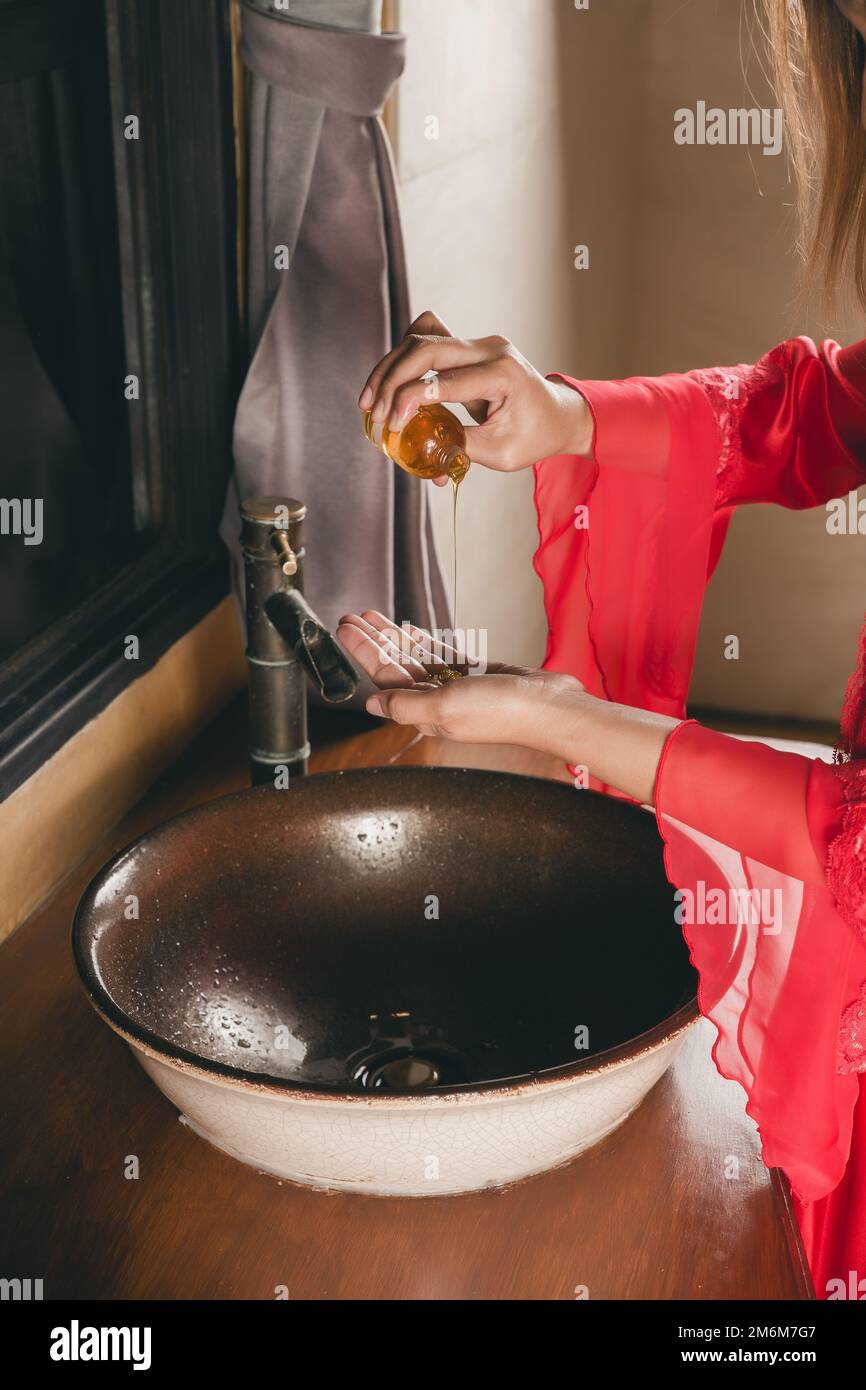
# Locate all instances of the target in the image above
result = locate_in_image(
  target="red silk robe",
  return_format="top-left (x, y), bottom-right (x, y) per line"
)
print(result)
top-left (533, 337), bottom-right (866, 1299)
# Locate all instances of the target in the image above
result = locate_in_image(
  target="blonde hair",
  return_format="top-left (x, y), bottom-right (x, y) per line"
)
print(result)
top-left (761, 0), bottom-right (866, 307)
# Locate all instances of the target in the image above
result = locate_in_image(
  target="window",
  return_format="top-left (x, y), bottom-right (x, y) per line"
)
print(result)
top-left (0, 0), bottom-right (239, 797)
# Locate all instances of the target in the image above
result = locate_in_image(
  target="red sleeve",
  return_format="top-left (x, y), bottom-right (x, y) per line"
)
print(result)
top-left (655, 723), bottom-right (825, 885)
top-left (533, 369), bottom-right (723, 717)
top-left (689, 337), bottom-right (866, 510)
top-left (653, 721), bottom-right (866, 1207)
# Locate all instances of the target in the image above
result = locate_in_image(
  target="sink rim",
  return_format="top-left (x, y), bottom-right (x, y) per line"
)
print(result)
top-left (71, 767), bottom-right (700, 1105)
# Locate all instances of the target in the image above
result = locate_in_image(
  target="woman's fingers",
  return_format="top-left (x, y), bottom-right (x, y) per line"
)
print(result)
top-left (388, 364), bottom-right (506, 433)
top-left (334, 613), bottom-right (446, 728)
top-left (336, 622), bottom-right (423, 686)
top-left (341, 610), bottom-right (417, 657)
top-left (339, 610), bottom-right (403, 649)
top-left (358, 338), bottom-right (417, 418)
top-left (360, 610), bottom-right (433, 656)
top-left (354, 611), bottom-right (528, 674)
top-left (337, 610), bottom-right (463, 681)
top-left (342, 609), bottom-right (538, 684)
top-left (412, 317), bottom-right (491, 424)
top-left (373, 338), bottom-right (484, 425)
top-left (359, 610), bottom-right (458, 665)
top-left (358, 310), bottom-right (454, 410)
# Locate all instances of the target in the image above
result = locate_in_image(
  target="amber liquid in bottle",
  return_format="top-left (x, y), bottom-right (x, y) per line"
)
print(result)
top-left (363, 403), bottom-right (470, 644)
top-left (363, 402), bottom-right (470, 484)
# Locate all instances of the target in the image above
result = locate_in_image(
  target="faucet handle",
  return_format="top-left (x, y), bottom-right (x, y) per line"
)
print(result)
top-left (271, 530), bottom-right (298, 576)
top-left (239, 496), bottom-right (306, 563)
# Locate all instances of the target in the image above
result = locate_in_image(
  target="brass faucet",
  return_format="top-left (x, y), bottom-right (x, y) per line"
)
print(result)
top-left (239, 496), bottom-right (358, 785)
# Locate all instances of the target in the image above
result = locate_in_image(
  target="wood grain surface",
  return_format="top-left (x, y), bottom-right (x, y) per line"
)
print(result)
top-left (0, 699), bottom-right (811, 1299)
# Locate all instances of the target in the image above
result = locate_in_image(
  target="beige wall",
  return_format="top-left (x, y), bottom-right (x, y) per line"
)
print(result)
top-left (393, 0), bottom-right (864, 720)
top-left (392, 0), bottom-right (647, 665)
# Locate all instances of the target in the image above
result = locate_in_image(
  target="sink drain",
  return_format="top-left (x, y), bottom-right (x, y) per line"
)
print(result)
top-left (348, 1011), bottom-right (467, 1091)
top-left (355, 1053), bottom-right (442, 1090)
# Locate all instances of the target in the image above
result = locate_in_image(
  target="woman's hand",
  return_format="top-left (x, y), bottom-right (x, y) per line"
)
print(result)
top-left (357, 310), bottom-right (594, 480)
top-left (337, 610), bottom-right (681, 805)
top-left (336, 610), bottom-right (582, 745)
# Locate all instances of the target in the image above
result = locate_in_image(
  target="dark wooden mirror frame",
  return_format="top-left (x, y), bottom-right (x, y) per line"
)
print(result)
top-left (0, 0), bottom-right (240, 801)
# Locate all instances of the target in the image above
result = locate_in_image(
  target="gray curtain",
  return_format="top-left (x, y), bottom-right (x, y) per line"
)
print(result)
top-left (221, 0), bottom-right (449, 680)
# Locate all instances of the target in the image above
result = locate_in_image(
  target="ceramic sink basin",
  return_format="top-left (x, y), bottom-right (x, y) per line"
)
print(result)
top-left (72, 767), bottom-right (698, 1196)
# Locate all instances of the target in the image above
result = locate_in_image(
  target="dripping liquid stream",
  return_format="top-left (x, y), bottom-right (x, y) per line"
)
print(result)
top-left (451, 477), bottom-right (459, 641)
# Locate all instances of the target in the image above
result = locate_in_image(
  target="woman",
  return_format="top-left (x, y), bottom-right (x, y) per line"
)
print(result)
top-left (339, 0), bottom-right (866, 1298)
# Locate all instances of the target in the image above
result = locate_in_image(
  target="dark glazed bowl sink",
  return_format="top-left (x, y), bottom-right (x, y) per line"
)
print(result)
top-left (73, 767), bottom-right (698, 1195)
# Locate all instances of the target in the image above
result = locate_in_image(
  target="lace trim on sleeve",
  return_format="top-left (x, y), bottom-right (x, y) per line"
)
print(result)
top-left (827, 760), bottom-right (866, 1073)
top-left (690, 354), bottom-right (786, 499)
top-left (838, 980), bottom-right (866, 1074)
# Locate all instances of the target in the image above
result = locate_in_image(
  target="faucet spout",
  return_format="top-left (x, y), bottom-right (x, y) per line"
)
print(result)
top-left (265, 588), bottom-right (358, 705)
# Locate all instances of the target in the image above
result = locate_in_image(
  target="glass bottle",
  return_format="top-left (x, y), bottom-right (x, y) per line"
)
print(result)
top-left (363, 402), bottom-right (470, 484)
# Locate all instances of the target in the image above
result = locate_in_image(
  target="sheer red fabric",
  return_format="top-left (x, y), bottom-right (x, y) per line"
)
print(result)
top-left (532, 337), bottom-right (866, 1297)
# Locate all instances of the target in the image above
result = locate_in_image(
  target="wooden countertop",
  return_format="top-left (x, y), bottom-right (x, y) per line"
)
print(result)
top-left (0, 698), bottom-right (811, 1300)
